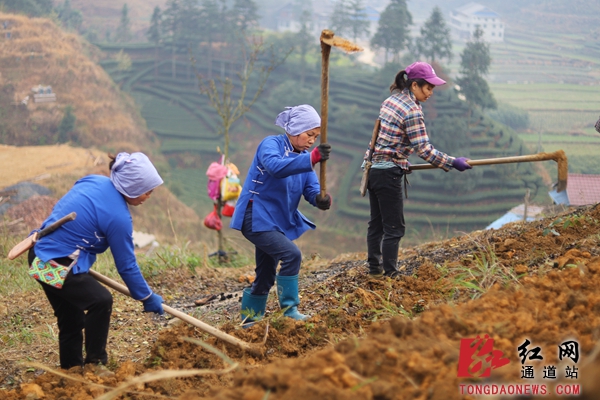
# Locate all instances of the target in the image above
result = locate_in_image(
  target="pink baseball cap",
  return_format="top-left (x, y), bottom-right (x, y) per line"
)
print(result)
top-left (406, 62), bottom-right (446, 86)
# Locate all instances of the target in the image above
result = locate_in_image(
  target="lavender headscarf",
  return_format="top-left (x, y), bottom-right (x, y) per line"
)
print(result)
top-left (275, 105), bottom-right (321, 136)
top-left (110, 152), bottom-right (164, 198)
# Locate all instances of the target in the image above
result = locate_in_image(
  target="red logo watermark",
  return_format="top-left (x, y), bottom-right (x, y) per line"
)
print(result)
top-left (457, 335), bottom-right (510, 378)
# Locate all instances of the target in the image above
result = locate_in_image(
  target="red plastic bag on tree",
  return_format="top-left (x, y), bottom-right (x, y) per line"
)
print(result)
top-left (222, 201), bottom-right (236, 217)
top-left (204, 205), bottom-right (222, 231)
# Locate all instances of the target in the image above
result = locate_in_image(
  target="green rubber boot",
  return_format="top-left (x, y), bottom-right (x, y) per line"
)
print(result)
top-left (240, 287), bottom-right (268, 328)
top-left (276, 274), bottom-right (309, 321)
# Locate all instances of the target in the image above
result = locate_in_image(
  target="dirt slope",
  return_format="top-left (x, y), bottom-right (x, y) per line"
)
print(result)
top-left (0, 12), bottom-right (155, 150)
top-left (1, 203), bottom-right (599, 399)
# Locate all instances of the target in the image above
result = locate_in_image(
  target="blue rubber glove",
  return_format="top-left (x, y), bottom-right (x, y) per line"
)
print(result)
top-left (452, 157), bottom-right (472, 172)
top-left (142, 293), bottom-right (164, 315)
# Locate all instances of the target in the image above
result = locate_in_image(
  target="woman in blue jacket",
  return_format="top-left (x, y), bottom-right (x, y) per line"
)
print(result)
top-left (28, 152), bottom-right (165, 370)
top-left (231, 104), bottom-right (332, 323)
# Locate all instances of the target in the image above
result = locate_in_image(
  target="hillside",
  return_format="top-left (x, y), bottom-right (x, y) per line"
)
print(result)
top-left (0, 12), bottom-right (155, 150)
top-left (69, 0), bottom-right (167, 40)
top-left (411, 0), bottom-right (600, 33)
top-left (0, 202), bottom-right (599, 398)
top-left (0, 13), bottom-right (216, 249)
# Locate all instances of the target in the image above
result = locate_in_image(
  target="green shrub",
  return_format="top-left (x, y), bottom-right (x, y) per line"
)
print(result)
top-left (57, 105), bottom-right (76, 143)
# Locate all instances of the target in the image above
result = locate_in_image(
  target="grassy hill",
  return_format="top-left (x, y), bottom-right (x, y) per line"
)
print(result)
top-left (97, 44), bottom-right (546, 249)
top-left (482, 25), bottom-right (600, 175)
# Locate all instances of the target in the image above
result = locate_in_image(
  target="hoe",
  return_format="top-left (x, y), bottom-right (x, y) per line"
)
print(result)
top-left (410, 150), bottom-right (568, 192)
top-left (319, 29), bottom-right (363, 197)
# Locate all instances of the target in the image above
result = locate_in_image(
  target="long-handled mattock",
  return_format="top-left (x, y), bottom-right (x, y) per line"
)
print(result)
top-left (319, 30), bottom-right (363, 197)
top-left (409, 150), bottom-right (568, 192)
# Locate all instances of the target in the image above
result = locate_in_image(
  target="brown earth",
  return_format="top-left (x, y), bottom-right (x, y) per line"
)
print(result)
top-left (1, 203), bottom-right (599, 399)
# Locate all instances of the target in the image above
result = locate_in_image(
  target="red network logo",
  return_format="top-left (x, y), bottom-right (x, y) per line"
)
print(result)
top-left (458, 335), bottom-right (511, 378)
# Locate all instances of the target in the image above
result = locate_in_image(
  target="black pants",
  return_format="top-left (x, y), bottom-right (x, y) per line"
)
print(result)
top-left (366, 167), bottom-right (406, 274)
top-left (28, 250), bottom-right (113, 369)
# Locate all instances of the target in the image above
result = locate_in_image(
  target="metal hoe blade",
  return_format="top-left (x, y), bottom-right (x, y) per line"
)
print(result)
top-left (320, 30), bottom-right (363, 53)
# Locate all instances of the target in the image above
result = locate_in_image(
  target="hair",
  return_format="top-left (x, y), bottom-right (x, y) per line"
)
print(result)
top-left (390, 70), bottom-right (429, 93)
top-left (108, 153), bottom-right (116, 171)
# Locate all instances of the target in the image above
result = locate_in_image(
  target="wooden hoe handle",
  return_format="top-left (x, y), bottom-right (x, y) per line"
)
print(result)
top-left (319, 30), bottom-right (333, 197)
top-left (88, 270), bottom-right (258, 353)
top-left (409, 150), bottom-right (568, 192)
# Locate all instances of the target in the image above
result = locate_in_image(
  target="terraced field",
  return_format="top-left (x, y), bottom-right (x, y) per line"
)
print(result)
top-left (481, 26), bottom-right (600, 176)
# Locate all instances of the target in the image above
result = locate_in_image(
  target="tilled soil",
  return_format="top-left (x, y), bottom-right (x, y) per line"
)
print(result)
top-left (2, 204), bottom-right (600, 399)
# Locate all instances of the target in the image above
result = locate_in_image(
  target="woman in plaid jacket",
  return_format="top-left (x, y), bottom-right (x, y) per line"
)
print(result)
top-left (366, 62), bottom-right (472, 278)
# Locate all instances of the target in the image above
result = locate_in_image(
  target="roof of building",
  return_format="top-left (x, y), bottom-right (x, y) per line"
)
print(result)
top-left (455, 2), bottom-right (500, 18)
top-left (486, 212), bottom-right (535, 230)
top-left (508, 204), bottom-right (546, 217)
top-left (563, 173), bottom-right (600, 206)
top-left (486, 203), bottom-right (544, 230)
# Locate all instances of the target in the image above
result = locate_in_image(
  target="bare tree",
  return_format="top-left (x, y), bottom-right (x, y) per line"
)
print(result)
top-left (195, 37), bottom-right (291, 261)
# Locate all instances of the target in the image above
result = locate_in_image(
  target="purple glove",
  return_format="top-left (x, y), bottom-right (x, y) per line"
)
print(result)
top-left (143, 293), bottom-right (164, 315)
top-left (452, 157), bottom-right (472, 172)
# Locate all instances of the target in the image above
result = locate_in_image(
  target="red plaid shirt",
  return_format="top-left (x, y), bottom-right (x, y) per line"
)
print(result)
top-left (367, 89), bottom-right (454, 171)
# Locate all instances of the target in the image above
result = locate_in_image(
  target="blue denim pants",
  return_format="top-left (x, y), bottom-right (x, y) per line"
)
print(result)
top-left (241, 203), bottom-right (302, 295)
top-left (367, 167), bottom-right (406, 274)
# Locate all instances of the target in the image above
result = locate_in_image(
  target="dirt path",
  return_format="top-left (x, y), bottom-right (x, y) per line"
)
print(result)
top-left (1, 205), bottom-right (600, 399)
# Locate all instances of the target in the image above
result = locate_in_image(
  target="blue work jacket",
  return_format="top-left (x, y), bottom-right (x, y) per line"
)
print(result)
top-left (230, 134), bottom-right (321, 241)
top-left (33, 175), bottom-right (152, 300)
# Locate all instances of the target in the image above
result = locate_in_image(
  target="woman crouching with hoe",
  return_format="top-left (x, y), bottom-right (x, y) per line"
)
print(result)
top-left (231, 104), bottom-right (332, 325)
top-left (28, 152), bottom-right (165, 373)
top-left (366, 62), bottom-right (472, 278)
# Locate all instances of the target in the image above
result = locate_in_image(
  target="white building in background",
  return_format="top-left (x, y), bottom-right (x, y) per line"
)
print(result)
top-left (449, 2), bottom-right (505, 42)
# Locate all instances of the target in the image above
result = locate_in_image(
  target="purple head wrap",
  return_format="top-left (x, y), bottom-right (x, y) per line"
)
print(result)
top-left (110, 152), bottom-right (164, 198)
top-left (275, 104), bottom-right (321, 136)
